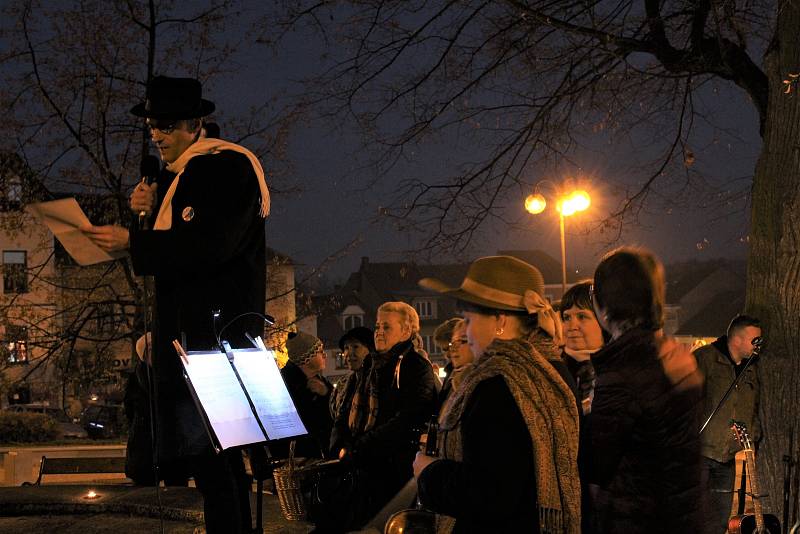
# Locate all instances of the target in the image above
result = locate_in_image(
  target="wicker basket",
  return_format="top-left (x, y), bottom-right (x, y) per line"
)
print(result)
top-left (273, 442), bottom-right (307, 521)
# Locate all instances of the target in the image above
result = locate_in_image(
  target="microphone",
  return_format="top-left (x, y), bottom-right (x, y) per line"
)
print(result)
top-left (138, 155), bottom-right (160, 227)
top-left (752, 336), bottom-right (763, 348)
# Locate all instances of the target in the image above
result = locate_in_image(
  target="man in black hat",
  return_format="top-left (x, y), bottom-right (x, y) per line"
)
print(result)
top-left (84, 76), bottom-right (270, 533)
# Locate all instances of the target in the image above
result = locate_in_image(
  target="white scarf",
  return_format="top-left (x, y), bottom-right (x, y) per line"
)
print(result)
top-left (154, 138), bottom-right (270, 230)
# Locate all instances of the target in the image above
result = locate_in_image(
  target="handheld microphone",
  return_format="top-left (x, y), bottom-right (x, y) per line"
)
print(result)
top-left (752, 336), bottom-right (763, 348)
top-left (138, 155), bottom-right (161, 227)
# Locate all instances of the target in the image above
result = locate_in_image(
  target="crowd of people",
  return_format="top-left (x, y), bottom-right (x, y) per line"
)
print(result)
top-left (276, 249), bottom-right (762, 534)
top-left (84, 75), bottom-right (764, 534)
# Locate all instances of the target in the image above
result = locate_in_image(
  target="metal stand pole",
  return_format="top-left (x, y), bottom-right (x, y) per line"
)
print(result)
top-left (559, 211), bottom-right (567, 297)
top-left (699, 343), bottom-right (762, 435)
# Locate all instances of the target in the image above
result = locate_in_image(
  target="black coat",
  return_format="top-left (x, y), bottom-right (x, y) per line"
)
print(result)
top-left (330, 340), bottom-right (437, 521)
top-left (417, 375), bottom-right (539, 533)
top-left (129, 150), bottom-right (266, 456)
top-left (272, 361), bottom-right (333, 459)
top-left (583, 327), bottom-right (708, 533)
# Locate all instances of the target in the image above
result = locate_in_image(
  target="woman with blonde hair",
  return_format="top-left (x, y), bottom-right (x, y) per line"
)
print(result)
top-left (414, 255), bottom-right (581, 533)
top-left (327, 300), bottom-right (437, 530)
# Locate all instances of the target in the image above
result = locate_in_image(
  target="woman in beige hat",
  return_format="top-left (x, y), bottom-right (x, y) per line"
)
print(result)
top-left (413, 255), bottom-right (581, 533)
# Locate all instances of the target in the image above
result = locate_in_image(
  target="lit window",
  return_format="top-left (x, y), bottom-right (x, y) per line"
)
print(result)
top-left (4, 325), bottom-right (28, 364)
top-left (3, 251), bottom-right (28, 294)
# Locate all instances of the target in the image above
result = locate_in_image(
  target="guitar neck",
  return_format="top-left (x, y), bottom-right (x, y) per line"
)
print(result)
top-left (744, 448), bottom-right (765, 531)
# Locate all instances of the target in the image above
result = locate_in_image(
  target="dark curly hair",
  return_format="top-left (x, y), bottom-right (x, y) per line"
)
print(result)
top-left (559, 280), bottom-right (593, 315)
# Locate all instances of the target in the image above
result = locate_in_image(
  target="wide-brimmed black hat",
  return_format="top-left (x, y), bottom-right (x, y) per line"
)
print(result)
top-left (130, 76), bottom-right (215, 119)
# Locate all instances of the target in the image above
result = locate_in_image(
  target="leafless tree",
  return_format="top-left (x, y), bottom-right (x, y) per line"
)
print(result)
top-left (274, 0), bottom-right (800, 514)
top-left (0, 0), bottom-right (295, 412)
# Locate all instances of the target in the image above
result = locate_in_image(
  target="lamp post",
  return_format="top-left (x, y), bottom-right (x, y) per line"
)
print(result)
top-left (525, 184), bottom-right (591, 297)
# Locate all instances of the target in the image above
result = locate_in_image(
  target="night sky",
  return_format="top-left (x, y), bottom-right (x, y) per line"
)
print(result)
top-left (208, 15), bottom-right (761, 285)
top-left (11, 3), bottom-right (761, 285)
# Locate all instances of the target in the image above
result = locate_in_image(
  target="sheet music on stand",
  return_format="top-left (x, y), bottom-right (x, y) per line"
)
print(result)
top-left (176, 340), bottom-right (307, 451)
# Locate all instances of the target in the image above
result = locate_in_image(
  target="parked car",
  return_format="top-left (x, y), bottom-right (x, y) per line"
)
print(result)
top-left (81, 403), bottom-right (126, 439)
top-left (5, 403), bottom-right (88, 439)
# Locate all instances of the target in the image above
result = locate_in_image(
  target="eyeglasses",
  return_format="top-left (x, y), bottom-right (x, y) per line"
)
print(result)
top-left (146, 119), bottom-right (178, 134)
top-left (448, 337), bottom-right (468, 350)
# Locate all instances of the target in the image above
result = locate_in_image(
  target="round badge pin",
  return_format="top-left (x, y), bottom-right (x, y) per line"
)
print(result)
top-left (182, 206), bottom-right (195, 222)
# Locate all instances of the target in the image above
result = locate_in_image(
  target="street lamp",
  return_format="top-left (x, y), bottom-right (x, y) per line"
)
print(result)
top-left (525, 184), bottom-right (591, 296)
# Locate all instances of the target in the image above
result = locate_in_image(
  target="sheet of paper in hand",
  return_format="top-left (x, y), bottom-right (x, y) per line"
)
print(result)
top-left (25, 198), bottom-right (127, 265)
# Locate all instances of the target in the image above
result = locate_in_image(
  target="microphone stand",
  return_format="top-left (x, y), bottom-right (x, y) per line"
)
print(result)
top-left (699, 341), bottom-right (763, 435)
top-left (211, 310), bottom-right (276, 534)
top-left (130, 156), bottom-right (166, 533)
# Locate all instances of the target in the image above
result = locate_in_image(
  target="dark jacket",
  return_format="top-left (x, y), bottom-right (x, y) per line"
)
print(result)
top-left (694, 336), bottom-right (761, 462)
top-left (330, 339), bottom-right (437, 520)
top-left (129, 150), bottom-right (266, 456)
top-left (584, 327), bottom-right (708, 533)
top-left (418, 375), bottom-right (539, 533)
top-left (273, 361), bottom-right (333, 459)
top-left (561, 351), bottom-right (596, 414)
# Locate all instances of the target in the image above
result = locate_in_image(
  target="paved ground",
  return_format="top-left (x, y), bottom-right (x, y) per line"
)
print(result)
top-left (0, 484), bottom-right (314, 533)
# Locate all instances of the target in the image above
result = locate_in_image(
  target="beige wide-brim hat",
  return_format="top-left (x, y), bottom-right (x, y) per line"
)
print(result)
top-left (419, 255), bottom-right (546, 311)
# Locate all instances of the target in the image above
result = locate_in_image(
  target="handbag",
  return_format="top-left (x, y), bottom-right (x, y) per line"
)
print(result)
top-left (307, 460), bottom-right (368, 530)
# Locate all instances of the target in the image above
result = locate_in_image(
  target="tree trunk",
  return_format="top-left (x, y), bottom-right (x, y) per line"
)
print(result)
top-left (747, 0), bottom-right (800, 522)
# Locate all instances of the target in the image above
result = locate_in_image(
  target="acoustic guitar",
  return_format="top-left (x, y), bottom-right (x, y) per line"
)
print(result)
top-left (728, 421), bottom-right (781, 534)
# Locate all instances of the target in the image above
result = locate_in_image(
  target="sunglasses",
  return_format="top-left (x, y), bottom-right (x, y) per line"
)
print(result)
top-left (146, 119), bottom-right (179, 134)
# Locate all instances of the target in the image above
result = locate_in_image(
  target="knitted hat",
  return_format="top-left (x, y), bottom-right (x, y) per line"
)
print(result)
top-left (285, 331), bottom-right (323, 366)
top-left (338, 326), bottom-right (375, 352)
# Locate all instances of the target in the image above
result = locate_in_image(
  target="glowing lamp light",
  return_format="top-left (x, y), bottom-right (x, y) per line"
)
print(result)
top-left (523, 182), bottom-right (593, 296)
top-left (569, 190), bottom-right (591, 211)
top-left (555, 190), bottom-right (590, 217)
top-left (557, 198), bottom-right (576, 216)
top-left (524, 193), bottom-right (546, 214)
top-left (84, 490), bottom-right (99, 499)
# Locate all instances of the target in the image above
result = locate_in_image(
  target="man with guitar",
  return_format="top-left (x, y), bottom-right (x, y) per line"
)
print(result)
top-left (694, 315), bottom-right (763, 533)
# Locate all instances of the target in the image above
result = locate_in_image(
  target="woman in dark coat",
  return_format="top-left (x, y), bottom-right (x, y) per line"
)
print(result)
top-left (329, 326), bottom-right (374, 420)
top-left (274, 331), bottom-right (333, 460)
top-left (585, 247), bottom-right (708, 533)
top-left (559, 280), bottom-right (602, 416)
top-left (327, 301), bottom-right (437, 530)
top-left (414, 255), bottom-right (581, 533)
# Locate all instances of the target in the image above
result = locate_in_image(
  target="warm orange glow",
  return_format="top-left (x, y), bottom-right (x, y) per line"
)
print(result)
top-left (569, 190), bottom-right (591, 211)
top-left (525, 185), bottom-right (591, 217)
top-left (524, 193), bottom-right (546, 214)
